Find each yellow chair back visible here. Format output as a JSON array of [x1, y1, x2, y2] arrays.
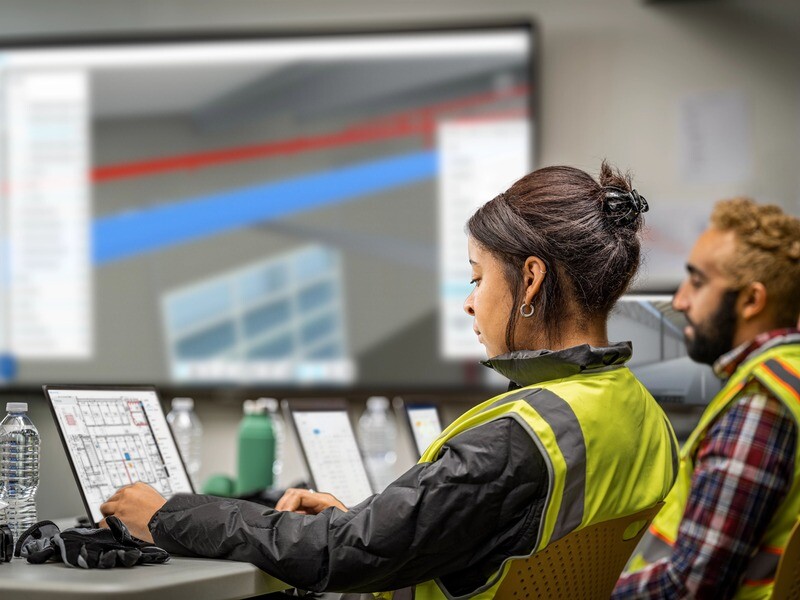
[[495, 503, 663, 600]]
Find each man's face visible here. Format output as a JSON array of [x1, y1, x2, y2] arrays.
[[672, 227, 741, 366]]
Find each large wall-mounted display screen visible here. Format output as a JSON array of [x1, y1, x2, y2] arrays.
[[0, 24, 535, 387]]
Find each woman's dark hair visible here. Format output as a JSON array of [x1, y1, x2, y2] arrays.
[[466, 161, 645, 351]]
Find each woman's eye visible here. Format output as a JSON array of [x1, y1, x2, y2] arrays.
[[470, 278, 480, 286]]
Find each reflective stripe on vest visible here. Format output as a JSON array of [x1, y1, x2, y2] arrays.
[[492, 388, 586, 542], [412, 366, 677, 600], [629, 343, 800, 599], [741, 547, 782, 584], [758, 358, 800, 404], [636, 525, 673, 564]]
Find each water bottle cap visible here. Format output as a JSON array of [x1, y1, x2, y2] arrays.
[[243, 399, 256, 415], [366, 396, 389, 411], [255, 397, 279, 413], [171, 397, 194, 410], [6, 402, 27, 412]]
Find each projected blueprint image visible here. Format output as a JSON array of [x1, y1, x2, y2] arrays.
[[0, 28, 534, 386], [48, 387, 193, 523]]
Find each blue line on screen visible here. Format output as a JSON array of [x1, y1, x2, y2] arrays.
[[93, 150, 437, 265]]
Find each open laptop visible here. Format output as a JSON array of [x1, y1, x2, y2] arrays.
[[284, 398, 374, 507], [400, 401, 444, 459], [44, 385, 195, 526]]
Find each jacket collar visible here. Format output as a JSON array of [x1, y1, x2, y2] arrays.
[[481, 341, 633, 388], [713, 329, 800, 380]]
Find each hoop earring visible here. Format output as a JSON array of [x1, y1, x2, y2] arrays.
[[519, 303, 535, 318]]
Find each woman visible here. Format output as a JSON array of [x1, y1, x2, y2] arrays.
[[101, 163, 678, 599]]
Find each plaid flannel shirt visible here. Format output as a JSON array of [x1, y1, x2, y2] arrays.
[[612, 329, 799, 599]]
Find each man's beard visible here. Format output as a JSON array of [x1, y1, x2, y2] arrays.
[[684, 290, 739, 366]]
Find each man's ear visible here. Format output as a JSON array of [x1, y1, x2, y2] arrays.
[[522, 256, 547, 304], [738, 282, 768, 321]]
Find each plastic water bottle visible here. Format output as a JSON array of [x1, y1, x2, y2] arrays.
[[256, 398, 285, 488], [237, 399, 275, 496], [357, 396, 397, 492], [166, 397, 203, 488], [0, 402, 40, 540]]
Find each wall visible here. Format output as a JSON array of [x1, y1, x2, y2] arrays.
[[2, 0, 799, 213], [1, 0, 797, 519]]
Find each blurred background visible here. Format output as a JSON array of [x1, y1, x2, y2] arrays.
[[0, 0, 797, 518]]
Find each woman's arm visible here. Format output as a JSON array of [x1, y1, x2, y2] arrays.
[[150, 417, 547, 593]]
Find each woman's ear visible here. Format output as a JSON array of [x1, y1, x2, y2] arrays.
[[738, 281, 768, 321], [522, 256, 547, 304]]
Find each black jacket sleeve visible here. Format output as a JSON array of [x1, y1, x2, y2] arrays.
[[149, 416, 547, 594]]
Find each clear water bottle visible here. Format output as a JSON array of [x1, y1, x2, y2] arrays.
[[256, 398, 285, 487], [166, 397, 203, 488], [0, 402, 40, 540], [357, 396, 397, 492]]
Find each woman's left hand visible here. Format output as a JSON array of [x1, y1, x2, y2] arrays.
[[275, 488, 347, 514], [99, 482, 167, 543]]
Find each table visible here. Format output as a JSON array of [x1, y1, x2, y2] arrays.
[[0, 555, 289, 599]]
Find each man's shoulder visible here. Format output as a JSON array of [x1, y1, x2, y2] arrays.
[[713, 380, 796, 439], [726, 339, 800, 404], [731, 379, 790, 413]]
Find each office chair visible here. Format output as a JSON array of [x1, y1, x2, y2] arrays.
[[772, 518, 800, 600], [495, 503, 663, 599]]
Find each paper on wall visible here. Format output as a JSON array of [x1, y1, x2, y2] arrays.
[[679, 89, 752, 185]]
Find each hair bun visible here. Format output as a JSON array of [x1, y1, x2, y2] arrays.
[[603, 187, 649, 226]]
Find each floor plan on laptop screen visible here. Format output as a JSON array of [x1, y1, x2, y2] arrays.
[[48, 387, 193, 523]]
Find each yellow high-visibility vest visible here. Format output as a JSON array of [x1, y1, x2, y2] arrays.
[[408, 364, 678, 600], [628, 343, 800, 600]]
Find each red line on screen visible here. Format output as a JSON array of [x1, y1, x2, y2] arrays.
[[92, 84, 529, 183]]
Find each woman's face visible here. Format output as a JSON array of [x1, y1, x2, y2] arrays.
[[463, 238, 515, 358]]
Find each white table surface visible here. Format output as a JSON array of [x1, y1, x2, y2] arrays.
[[0, 554, 289, 599]]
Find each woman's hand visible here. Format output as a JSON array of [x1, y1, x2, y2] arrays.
[[275, 488, 347, 515], [99, 482, 167, 543]]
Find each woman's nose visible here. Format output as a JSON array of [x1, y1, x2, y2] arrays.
[[463, 291, 475, 316]]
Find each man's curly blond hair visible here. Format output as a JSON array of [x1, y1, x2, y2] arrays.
[[711, 198, 800, 325]]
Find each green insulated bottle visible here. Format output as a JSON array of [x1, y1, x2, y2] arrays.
[[236, 399, 275, 495]]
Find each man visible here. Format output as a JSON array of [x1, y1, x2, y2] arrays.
[[614, 198, 800, 599]]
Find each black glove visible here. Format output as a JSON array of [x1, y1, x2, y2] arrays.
[[16, 517, 169, 568], [0, 523, 12, 563], [14, 520, 60, 563], [103, 515, 170, 566]]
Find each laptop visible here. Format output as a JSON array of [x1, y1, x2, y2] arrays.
[[44, 385, 195, 526], [284, 398, 374, 507], [400, 401, 444, 459]]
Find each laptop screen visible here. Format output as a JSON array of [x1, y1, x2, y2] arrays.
[[45, 385, 194, 525], [287, 400, 374, 507]]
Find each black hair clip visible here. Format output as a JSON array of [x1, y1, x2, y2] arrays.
[[603, 187, 649, 226]]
